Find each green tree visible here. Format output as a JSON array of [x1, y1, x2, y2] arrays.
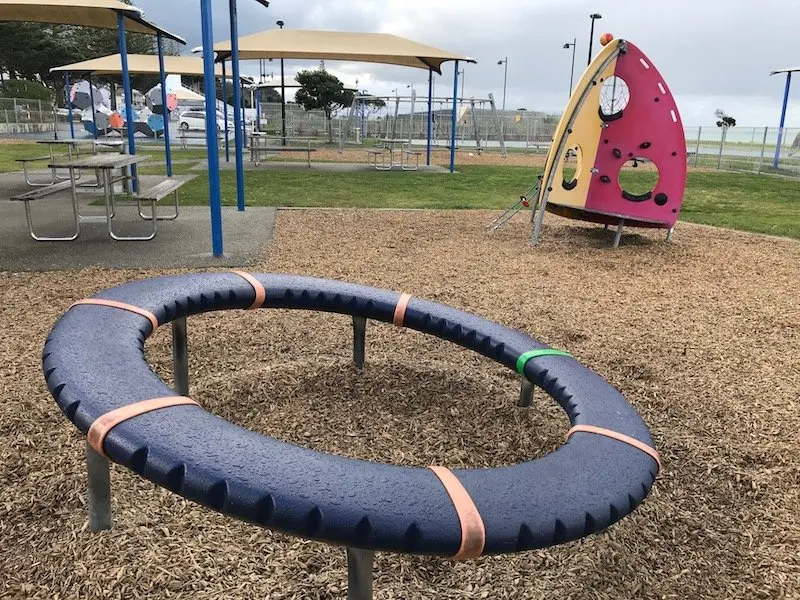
[[714, 109, 736, 129], [295, 69, 354, 142], [0, 23, 74, 82], [360, 92, 386, 118], [0, 79, 54, 103], [0, 0, 173, 95], [260, 87, 283, 104]]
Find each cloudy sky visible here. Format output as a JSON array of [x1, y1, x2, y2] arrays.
[[135, 0, 800, 127]]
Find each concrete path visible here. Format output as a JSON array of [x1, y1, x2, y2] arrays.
[[0, 172, 275, 272]]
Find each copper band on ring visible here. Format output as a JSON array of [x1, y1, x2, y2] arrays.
[[70, 299, 159, 334], [567, 425, 662, 473], [393, 293, 412, 327], [428, 466, 486, 560], [87, 396, 199, 458], [232, 271, 266, 309]]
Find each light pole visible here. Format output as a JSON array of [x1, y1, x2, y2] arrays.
[[563, 39, 576, 98], [497, 57, 508, 110], [276, 19, 287, 145], [588, 13, 602, 65]]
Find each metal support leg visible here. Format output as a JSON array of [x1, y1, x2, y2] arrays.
[[518, 375, 534, 408], [172, 317, 189, 396], [352, 316, 366, 369], [346, 548, 374, 600], [86, 442, 111, 531], [613, 219, 624, 249], [666, 227, 674, 242], [531, 197, 548, 246]]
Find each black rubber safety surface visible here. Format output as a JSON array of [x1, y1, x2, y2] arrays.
[[43, 273, 659, 557]]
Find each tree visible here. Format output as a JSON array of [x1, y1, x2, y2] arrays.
[[260, 87, 283, 104], [0, 79, 54, 103], [0, 0, 170, 93], [295, 69, 354, 142], [714, 109, 736, 128], [360, 92, 386, 116]]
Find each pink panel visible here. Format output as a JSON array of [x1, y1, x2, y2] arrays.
[[166, 93, 178, 112], [585, 42, 687, 227]]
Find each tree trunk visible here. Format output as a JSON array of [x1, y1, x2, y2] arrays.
[[327, 116, 334, 143]]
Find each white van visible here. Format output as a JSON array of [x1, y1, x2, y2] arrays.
[[179, 110, 223, 132]]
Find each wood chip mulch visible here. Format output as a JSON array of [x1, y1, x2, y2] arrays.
[[1, 210, 798, 599]]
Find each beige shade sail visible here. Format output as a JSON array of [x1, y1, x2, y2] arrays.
[[0, 0, 185, 42], [214, 29, 475, 74], [52, 54, 224, 77], [170, 86, 205, 102]]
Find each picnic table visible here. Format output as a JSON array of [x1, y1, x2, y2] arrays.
[[250, 133, 318, 168], [16, 139, 126, 188], [40, 153, 152, 241], [369, 138, 421, 171]]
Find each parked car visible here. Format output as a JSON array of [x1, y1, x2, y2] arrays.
[[179, 110, 223, 132]]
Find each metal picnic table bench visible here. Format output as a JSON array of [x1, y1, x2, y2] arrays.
[[250, 134, 318, 168], [368, 138, 421, 171], [10, 153, 183, 242], [15, 139, 125, 188]]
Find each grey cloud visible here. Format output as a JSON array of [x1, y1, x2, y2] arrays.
[[134, 0, 799, 125]]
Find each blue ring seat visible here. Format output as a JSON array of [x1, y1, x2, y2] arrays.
[[43, 273, 658, 557]]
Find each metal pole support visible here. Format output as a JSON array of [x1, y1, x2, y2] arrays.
[[172, 317, 189, 396], [352, 316, 366, 369], [613, 219, 624, 249], [86, 442, 112, 531], [346, 548, 374, 600], [518, 375, 534, 408]]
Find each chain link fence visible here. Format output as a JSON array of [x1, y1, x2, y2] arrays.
[[1, 97, 53, 125], [7, 95, 800, 176], [685, 125, 800, 175]]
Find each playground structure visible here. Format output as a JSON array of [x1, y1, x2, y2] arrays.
[[339, 92, 507, 157], [44, 272, 660, 599], [532, 37, 687, 247], [68, 78, 171, 139], [491, 37, 687, 248]]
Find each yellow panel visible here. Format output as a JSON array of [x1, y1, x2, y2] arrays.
[[540, 41, 621, 209]]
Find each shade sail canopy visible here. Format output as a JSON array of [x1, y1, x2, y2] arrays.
[[771, 67, 800, 75], [171, 86, 205, 102], [0, 0, 185, 43], [214, 28, 475, 73], [52, 54, 223, 77]]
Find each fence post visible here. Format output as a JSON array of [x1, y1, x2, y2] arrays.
[[757, 126, 769, 174], [694, 126, 701, 167]]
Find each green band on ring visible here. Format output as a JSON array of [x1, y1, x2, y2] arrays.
[[515, 349, 572, 375]]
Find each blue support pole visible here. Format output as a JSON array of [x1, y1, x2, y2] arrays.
[[222, 61, 230, 162], [200, 0, 224, 256], [449, 61, 459, 173], [87, 74, 98, 139], [65, 72, 75, 139], [157, 33, 173, 177], [117, 12, 137, 192], [426, 68, 433, 166], [773, 72, 792, 170], [229, 0, 246, 212]]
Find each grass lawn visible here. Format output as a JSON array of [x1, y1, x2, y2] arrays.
[[2, 142, 799, 239]]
